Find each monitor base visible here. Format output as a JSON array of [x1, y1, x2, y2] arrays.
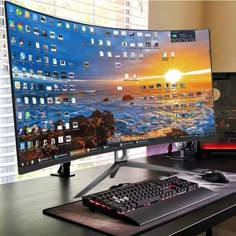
[[74, 150, 199, 198], [51, 162, 75, 178], [167, 150, 196, 161]]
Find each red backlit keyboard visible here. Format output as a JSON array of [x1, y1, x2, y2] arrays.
[[82, 176, 217, 225]]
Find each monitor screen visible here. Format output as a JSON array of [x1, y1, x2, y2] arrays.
[[5, 2, 216, 174]]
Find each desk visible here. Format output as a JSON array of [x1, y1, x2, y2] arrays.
[[1, 154, 236, 236]]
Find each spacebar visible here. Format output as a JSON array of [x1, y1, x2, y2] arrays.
[[124, 187, 217, 226]]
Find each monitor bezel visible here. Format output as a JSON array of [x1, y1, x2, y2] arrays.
[[5, 1, 216, 174]]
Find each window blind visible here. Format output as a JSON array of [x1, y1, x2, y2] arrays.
[[0, 0, 148, 183]]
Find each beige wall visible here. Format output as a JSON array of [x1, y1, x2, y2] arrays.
[[204, 1, 236, 72], [149, 1, 236, 72], [149, 1, 204, 30]]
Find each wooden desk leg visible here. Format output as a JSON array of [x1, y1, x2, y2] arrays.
[[206, 228, 212, 236]]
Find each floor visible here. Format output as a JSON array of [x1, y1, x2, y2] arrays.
[[214, 216, 236, 235], [198, 216, 236, 236]]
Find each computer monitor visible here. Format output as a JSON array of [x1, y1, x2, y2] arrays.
[[5, 1, 216, 175]]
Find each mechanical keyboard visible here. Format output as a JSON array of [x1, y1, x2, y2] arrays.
[[82, 176, 217, 226]]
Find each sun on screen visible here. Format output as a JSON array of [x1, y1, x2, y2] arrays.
[[164, 69, 182, 84]]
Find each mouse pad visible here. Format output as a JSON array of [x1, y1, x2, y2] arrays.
[[43, 173, 236, 236]]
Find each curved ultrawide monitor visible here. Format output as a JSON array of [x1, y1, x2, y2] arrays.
[[5, 2, 216, 174]]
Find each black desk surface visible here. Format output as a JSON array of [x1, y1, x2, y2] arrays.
[[1, 154, 236, 236]]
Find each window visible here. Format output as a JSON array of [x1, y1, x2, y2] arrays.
[[0, 0, 148, 183]]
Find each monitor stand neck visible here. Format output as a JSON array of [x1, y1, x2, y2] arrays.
[[74, 150, 199, 198], [51, 162, 75, 177], [168, 142, 198, 161], [169, 149, 186, 160]]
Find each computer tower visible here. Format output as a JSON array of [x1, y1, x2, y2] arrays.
[[200, 72, 236, 154]]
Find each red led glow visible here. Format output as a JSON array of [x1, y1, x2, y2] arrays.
[[201, 143, 236, 150]]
